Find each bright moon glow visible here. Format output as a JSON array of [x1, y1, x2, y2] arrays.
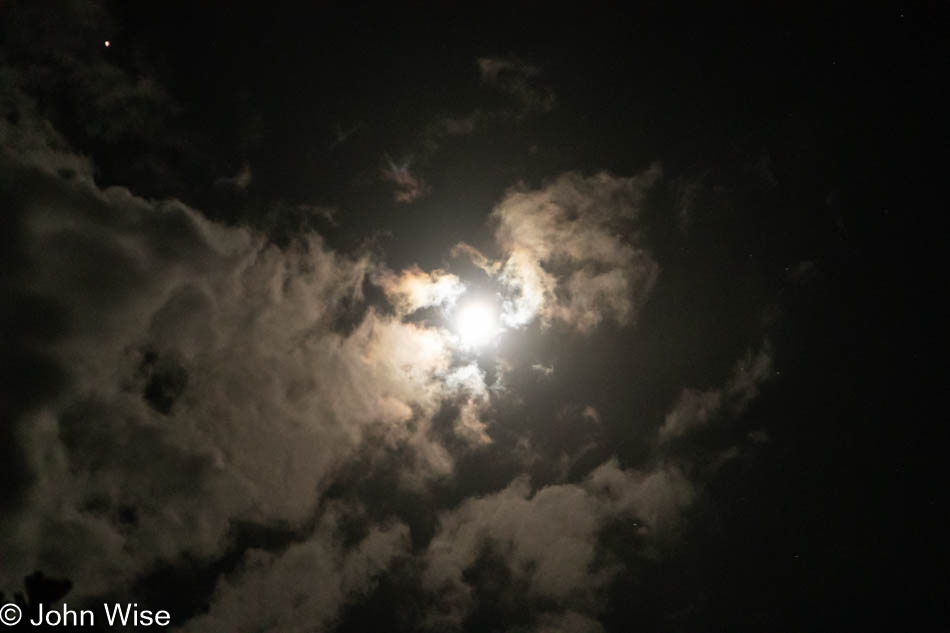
[[455, 301, 498, 349]]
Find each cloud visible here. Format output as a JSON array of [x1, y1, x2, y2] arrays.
[[532, 610, 605, 633], [415, 344, 774, 630], [673, 174, 704, 232], [0, 108, 489, 603], [785, 259, 819, 285], [461, 166, 662, 332], [374, 266, 466, 316], [746, 151, 778, 187], [408, 113, 484, 165], [442, 363, 494, 445], [422, 458, 693, 629], [581, 405, 600, 424], [0, 70, 95, 185], [477, 57, 556, 114], [381, 157, 429, 203], [378, 57, 555, 203], [331, 120, 365, 149], [659, 343, 773, 442], [531, 363, 555, 376], [421, 113, 481, 150], [182, 507, 410, 633], [214, 164, 252, 190], [450, 242, 500, 276], [728, 344, 774, 407]]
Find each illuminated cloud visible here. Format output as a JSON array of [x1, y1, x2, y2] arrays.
[[0, 130, 479, 598], [422, 458, 693, 629], [374, 266, 466, 315], [457, 166, 663, 333], [442, 363, 493, 445], [531, 363, 554, 376], [181, 507, 410, 633]]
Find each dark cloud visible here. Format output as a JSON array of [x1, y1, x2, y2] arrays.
[[785, 259, 819, 285], [477, 56, 556, 114], [331, 121, 365, 150], [0, 1, 200, 197], [659, 343, 773, 442], [379, 56, 556, 202], [420, 113, 482, 153], [214, 164, 252, 191]]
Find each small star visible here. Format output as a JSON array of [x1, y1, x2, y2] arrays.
[[104, 40, 111, 47]]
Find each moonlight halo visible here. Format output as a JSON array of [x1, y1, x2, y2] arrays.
[[454, 298, 499, 349]]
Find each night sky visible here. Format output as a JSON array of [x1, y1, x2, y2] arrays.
[[1, 2, 945, 632]]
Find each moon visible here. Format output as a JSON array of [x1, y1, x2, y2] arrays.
[[455, 300, 498, 349]]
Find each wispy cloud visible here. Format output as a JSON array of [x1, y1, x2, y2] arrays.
[[477, 56, 556, 114], [456, 166, 663, 332], [381, 156, 430, 203], [379, 56, 556, 201], [330, 120, 365, 149], [659, 343, 773, 442], [214, 163, 252, 190]]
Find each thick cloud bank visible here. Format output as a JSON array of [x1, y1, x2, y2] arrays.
[[0, 85, 488, 600]]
